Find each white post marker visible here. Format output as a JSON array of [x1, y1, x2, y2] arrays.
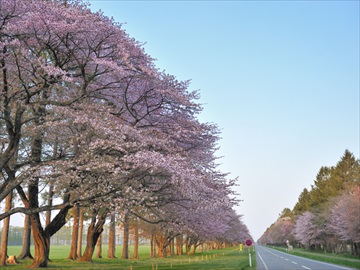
[[245, 239, 253, 267]]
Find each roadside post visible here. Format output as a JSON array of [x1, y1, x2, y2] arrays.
[[245, 238, 253, 267]]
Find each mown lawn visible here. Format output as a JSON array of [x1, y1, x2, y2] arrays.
[[6, 245, 256, 269], [270, 246, 360, 269]]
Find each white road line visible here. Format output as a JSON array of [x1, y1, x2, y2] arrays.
[[288, 251, 353, 270], [257, 252, 269, 270], [259, 245, 355, 270], [292, 261, 298, 264]]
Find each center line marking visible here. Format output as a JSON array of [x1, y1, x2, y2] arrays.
[[302, 266, 311, 270]]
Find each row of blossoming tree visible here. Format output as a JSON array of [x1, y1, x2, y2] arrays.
[[0, 0, 251, 268], [258, 150, 360, 256]]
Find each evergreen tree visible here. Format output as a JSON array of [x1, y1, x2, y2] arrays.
[[293, 188, 310, 215]]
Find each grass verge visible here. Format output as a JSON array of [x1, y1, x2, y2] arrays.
[[5, 245, 256, 269]]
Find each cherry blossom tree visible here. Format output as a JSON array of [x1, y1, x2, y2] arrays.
[[330, 186, 360, 255], [294, 211, 331, 251], [0, 1, 249, 268], [294, 211, 316, 247], [0, 0, 155, 267], [258, 216, 295, 246]]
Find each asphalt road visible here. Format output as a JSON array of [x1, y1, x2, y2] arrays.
[[256, 244, 356, 270]]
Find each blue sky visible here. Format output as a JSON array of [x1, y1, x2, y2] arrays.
[[88, 0, 359, 240]]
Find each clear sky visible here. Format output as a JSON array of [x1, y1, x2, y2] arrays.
[[88, 0, 359, 241]]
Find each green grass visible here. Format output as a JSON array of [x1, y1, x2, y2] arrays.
[[5, 245, 256, 269], [269, 246, 360, 269]]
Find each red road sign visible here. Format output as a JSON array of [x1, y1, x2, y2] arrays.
[[245, 239, 253, 247]]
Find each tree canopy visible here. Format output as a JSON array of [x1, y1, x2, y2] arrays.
[[0, 0, 250, 267]]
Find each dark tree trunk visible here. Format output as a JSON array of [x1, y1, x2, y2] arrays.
[[79, 209, 107, 262], [18, 214, 33, 259], [28, 126, 49, 268], [27, 131, 71, 268], [68, 204, 79, 260], [29, 201, 71, 268], [121, 211, 130, 259], [107, 213, 116, 258], [28, 135, 51, 270], [46, 141, 57, 225], [170, 238, 175, 256], [0, 190, 13, 266], [46, 180, 54, 226], [44, 140, 57, 260], [353, 242, 360, 256], [0, 62, 24, 201], [343, 241, 348, 254]]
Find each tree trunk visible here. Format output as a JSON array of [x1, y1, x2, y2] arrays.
[[0, 190, 13, 266], [46, 180, 54, 226], [150, 231, 155, 258], [343, 242, 348, 254], [79, 222, 96, 261], [17, 110, 70, 267], [352, 242, 359, 256], [155, 236, 166, 258], [176, 235, 183, 255], [107, 213, 116, 258], [68, 204, 79, 260], [95, 235, 102, 258], [29, 186, 71, 268], [30, 220, 50, 268], [27, 125, 49, 268], [191, 243, 197, 255], [77, 208, 84, 258], [121, 211, 130, 259], [46, 141, 57, 225], [170, 238, 175, 256], [28, 163, 51, 269], [185, 237, 190, 255], [133, 218, 139, 259], [79, 209, 107, 262], [18, 214, 33, 259]]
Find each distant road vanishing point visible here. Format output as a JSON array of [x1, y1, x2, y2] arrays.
[[256, 245, 357, 270]]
